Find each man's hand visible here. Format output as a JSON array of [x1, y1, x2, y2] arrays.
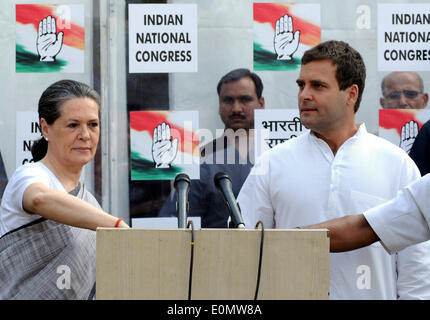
[[37, 16, 64, 62], [274, 14, 300, 60], [301, 214, 380, 252], [152, 122, 178, 168], [399, 120, 418, 154]]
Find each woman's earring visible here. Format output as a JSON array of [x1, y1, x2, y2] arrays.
[[44, 136, 49, 142]]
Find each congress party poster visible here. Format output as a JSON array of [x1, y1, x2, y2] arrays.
[[16, 4, 85, 73], [130, 111, 200, 180], [253, 3, 321, 71], [379, 109, 430, 154]]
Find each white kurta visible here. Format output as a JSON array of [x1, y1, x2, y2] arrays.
[[238, 124, 430, 299], [365, 173, 430, 254]]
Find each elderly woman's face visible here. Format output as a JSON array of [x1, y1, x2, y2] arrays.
[[43, 97, 100, 168]]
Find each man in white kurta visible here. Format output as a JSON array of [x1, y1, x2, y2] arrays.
[[239, 125, 430, 299], [301, 175, 430, 268], [238, 40, 430, 299], [364, 173, 430, 255]]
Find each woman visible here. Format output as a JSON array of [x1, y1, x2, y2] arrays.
[[0, 79, 128, 299]]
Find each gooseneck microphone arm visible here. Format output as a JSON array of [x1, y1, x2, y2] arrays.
[[214, 172, 245, 229], [174, 173, 191, 228]]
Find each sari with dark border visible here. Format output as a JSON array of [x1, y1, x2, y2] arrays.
[[0, 182, 99, 299]]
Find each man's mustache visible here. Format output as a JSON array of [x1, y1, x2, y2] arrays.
[[229, 113, 246, 120]]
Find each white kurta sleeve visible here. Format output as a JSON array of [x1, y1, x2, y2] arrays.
[[237, 152, 275, 229], [364, 174, 430, 299], [364, 174, 430, 254], [394, 165, 430, 299]]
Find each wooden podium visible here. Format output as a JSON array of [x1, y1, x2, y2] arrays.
[[96, 228, 329, 300]]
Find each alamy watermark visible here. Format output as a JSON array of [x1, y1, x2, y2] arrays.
[[153, 122, 271, 175], [56, 265, 71, 290], [356, 265, 371, 290]]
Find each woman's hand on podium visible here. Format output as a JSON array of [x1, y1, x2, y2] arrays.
[[117, 220, 130, 228]]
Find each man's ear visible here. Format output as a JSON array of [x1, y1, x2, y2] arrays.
[[380, 97, 386, 108], [258, 97, 265, 109], [422, 93, 429, 108], [346, 84, 359, 109]]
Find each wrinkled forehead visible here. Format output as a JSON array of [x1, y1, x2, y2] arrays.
[[384, 73, 421, 92], [58, 97, 100, 120]]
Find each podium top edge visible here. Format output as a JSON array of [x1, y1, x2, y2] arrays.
[[96, 228, 329, 232]]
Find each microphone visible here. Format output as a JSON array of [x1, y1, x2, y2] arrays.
[[214, 172, 245, 229], [174, 173, 190, 228]]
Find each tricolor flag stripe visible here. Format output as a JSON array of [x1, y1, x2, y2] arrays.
[[130, 111, 200, 180], [379, 109, 425, 135], [130, 111, 199, 156], [16, 4, 85, 50], [253, 3, 321, 71], [15, 4, 84, 73], [253, 3, 320, 47]]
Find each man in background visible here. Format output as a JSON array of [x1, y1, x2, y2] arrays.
[[159, 68, 264, 227], [380, 72, 429, 154], [380, 72, 428, 109]]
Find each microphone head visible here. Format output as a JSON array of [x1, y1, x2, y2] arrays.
[[174, 173, 190, 189], [214, 171, 231, 189]]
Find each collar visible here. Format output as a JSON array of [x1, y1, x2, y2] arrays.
[[308, 123, 367, 159], [309, 123, 367, 141]]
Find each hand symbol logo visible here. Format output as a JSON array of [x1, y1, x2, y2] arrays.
[[152, 122, 179, 168], [37, 16, 64, 62], [399, 120, 418, 154], [274, 15, 300, 60]]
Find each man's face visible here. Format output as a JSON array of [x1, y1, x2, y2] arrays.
[[381, 72, 428, 109], [296, 60, 355, 135], [219, 77, 265, 131]]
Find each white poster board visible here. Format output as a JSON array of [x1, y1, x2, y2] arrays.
[[378, 3, 430, 71], [254, 109, 309, 159], [16, 111, 40, 168], [131, 216, 201, 229], [128, 4, 198, 73]]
